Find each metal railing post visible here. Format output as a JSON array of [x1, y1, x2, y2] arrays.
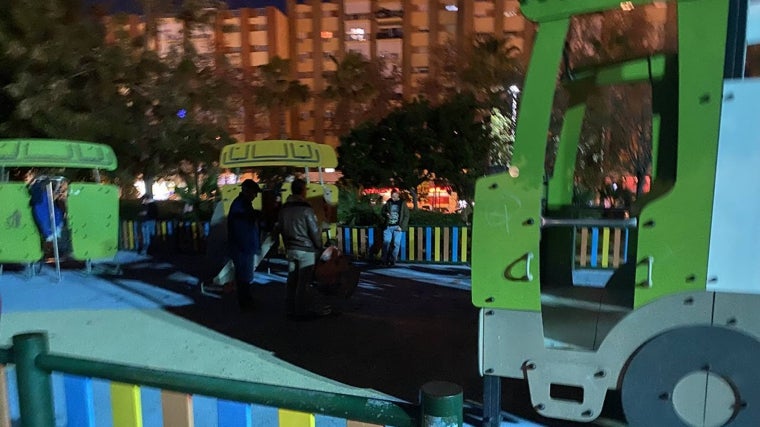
[[14, 332, 55, 427], [420, 381, 462, 427]]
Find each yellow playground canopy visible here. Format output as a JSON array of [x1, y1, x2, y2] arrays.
[[219, 140, 338, 169]]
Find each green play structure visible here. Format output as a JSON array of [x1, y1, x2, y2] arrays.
[[0, 139, 119, 280], [472, 1, 760, 425]]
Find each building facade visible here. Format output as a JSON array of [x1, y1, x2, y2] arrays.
[[106, 0, 534, 146]]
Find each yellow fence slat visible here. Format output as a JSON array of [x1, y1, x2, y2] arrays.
[[111, 382, 142, 427], [161, 390, 193, 427], [601, 227, 610, 268], [351, 228, 359, 256], [434, 227, 441, 262], [0, 366, 9, 427], [461, 227, 468, 263], [127, 221, 135, 250], [278, 409, 315, 427], [613, 228, 622, 268]]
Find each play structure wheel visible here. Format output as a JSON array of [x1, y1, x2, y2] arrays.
[[621, 326, 760, 427]]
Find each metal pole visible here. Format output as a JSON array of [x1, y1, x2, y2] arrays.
[[482, 375, 501, 427], [46, 181, 61, 282], [420, 381, 462, 427], [14, 332, 55, 427]]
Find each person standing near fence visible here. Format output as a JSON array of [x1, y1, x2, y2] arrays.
[[381, 188, 409, 266], [137, 195, 158, 255], [227, 179, 263, 311], [273, 178, 332, 319]]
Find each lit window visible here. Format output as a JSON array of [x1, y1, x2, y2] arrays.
[[348, 27, 366, 41], [321, 31, 333, 39]]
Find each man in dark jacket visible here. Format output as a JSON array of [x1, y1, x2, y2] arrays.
[[227, 179, 262, 311], [273, 178, 332, 319], [380, 188, 410, 266]]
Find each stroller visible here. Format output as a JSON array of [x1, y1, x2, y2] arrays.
[[314, 239, 360, 298]]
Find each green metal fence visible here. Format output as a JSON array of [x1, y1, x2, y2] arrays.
[[1, 332, 463, 427]]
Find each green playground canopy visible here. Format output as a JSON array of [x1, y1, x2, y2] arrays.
[[0, 139, 117, 171]]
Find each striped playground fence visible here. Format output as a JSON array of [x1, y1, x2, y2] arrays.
[[570, 222, 634, 287], [119, 220, 630, 271], [119, 221, 472, 265], [119, 220, 211, 254], [337, 226, 470, 264], [574, 225, 630, 270], [1, 332, 463, 427]]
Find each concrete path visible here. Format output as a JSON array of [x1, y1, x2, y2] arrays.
[[0, 252, 556, 426]]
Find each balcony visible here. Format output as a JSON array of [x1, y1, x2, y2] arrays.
[[375, 27, 403, 39], [375, 8, 403, 20]]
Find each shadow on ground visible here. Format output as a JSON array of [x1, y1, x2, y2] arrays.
[[112, 252, 623, 426]]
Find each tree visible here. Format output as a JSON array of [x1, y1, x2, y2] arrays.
[[460, 35, 524, 107], [338, 99, 434, 207], [0, 0, 236, 199], [0, 0, 111, 138], [562, 5, 667, 199], [338, 95, 494, 207], [322, 51, 397, 136], [250, 56, 310, 139], [423, 94, 493, 203], [417, 40, 461, 105]]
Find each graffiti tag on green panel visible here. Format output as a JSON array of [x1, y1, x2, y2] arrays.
[[0, 183, 43, 263], [67, 184, 119, 260]]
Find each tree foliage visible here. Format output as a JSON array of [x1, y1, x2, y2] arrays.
[[0, 0, 235, 195], [322, 51, 397, 136], [559, 5, 671, 198], [250, 56, 310, 138], [338, 94, 491, 204]]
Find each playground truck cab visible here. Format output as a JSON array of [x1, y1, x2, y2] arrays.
[[472, 1, 760, 425]]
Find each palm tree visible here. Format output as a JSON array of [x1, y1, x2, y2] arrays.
[[460, 35, 524, 106], [250, 56, 310, 139], [322, 51, 395, 136]]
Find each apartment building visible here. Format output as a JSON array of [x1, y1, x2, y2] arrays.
[[286, 0, 531, 147], [105, 0, 533, 146]]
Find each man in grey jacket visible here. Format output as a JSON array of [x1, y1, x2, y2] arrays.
[[273, 178, 332, 319]]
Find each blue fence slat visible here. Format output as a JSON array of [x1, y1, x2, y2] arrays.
[[140, 386, 163, 427], [590, 228, 599, 267], [452, 227, 459, 263], [342, 227, 352, 255], [218, 399, 252, 427], [400, 231, 407, 261], [251, 404, 278, 427], [63, 375, 96, 427], [425, 227, 432, 261], [315, 413, 347, 427], [132, 222, 140, 250]]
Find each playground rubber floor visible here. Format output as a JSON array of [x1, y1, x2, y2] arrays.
[[0, 252, 624, 426]]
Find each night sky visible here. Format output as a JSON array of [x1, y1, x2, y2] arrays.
[[86, 0, 287, 14]]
